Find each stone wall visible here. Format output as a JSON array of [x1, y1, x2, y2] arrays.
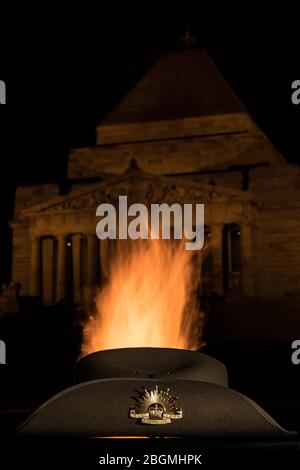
[[251, 165, 300, 299], [12, 184, 59, 295], [14, 184, 59, 219], [11, 159, 300, 303], [254, 204, 300, 300], [11, 224, 31, 295], [68, 132, 280, 180]]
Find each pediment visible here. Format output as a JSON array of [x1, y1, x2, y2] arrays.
[[23, 165, 249, 216]]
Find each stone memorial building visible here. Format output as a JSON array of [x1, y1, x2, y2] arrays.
[[10, 50, 300, 325]]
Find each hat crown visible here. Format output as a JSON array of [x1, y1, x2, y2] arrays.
[[75, 347, 228, 387]]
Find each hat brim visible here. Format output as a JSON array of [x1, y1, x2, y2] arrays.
[[17, 378, 296, 438]]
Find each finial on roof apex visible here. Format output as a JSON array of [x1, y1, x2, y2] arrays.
[[123, 158, 144, 175], [180, 30, 195, 49], [128, 158, 139, 170]]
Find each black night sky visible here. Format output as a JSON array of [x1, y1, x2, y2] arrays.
[[0, 3, 299, 283]]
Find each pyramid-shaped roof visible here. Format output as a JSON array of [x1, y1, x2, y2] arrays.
[[96, 49, 252, 145], [103, 49, 244, 124], [69, 49, 284, 179]]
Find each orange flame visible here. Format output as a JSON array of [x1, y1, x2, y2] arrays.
[[81, 239, 204, 356]]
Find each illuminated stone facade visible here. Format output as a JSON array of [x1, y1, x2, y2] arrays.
[[10, 50, 300, 308]]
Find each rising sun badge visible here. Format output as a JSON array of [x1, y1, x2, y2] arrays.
[[130, 386, 183, 425]]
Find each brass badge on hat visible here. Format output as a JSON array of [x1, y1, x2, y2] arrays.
[[130, 386, 183, 425]]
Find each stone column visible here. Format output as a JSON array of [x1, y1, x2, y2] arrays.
[[72, 234, 82, 305], [99, 238, 110, 279], [30, 236, 41, 297], [196, 248, 203, 296], [42, 238, 55, 304], [240, 223, 254, 296], [56, 234, 67, 302], [210, 224, 224, 295], [87, 234, 98, 287]]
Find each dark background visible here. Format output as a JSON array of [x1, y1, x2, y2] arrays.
[[0, 3, 300, 285]]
